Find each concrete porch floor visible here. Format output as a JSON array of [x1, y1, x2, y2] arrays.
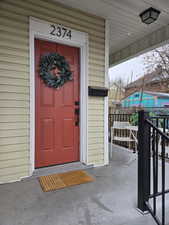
[[0, 145, 159, 225]]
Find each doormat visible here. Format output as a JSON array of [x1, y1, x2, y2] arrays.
[[39, 170, 94, 192]]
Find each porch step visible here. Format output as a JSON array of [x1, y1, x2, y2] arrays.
[[31, 162, 93, 178]]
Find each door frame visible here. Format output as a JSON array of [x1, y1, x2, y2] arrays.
[[29, 17, 88, 175]]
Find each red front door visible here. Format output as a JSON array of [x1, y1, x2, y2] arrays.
[[35, 39, 80, 168]]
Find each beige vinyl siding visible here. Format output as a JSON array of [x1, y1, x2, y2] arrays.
[[0, 0, 105, 183], [88, 97, 105, 165]]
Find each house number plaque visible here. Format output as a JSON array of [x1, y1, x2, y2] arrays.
[[50, 24, 72, 40]]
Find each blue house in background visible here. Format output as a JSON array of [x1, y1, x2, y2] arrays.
[[122, 91, 169, 108]]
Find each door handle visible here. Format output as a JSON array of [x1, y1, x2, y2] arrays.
[[75, 101, 80, 106], [75, 108, 80, 115], [75, 108, 80, 126]]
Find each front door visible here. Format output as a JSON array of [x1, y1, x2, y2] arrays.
[[35, 39, 80, 168]]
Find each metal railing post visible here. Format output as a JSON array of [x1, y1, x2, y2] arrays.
[[137, 110, 151, 213]]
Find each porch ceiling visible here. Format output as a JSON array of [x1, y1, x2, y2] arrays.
[[53, 0, 169, 66]]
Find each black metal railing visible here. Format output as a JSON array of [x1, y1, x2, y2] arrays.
[[137, 111, 169, 225]]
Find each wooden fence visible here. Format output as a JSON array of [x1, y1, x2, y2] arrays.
[[109, 113, 135, 149]]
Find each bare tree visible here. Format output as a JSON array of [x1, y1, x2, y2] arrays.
[[143, 44, 169, 82], [110, 77, 126, 90], [138, 44, 169, 104]]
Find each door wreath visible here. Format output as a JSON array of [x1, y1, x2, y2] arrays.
[[39, 53, 73, 88]]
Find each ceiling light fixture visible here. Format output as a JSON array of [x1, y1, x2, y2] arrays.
[[139, 7, 161, 25]]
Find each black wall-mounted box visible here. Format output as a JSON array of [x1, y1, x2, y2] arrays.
[[88, 86, 108, 97]]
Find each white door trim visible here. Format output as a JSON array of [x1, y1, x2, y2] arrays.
[[29, 17, 88, 175]]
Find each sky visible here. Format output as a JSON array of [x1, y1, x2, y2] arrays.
[[109, 54, 146, 85]]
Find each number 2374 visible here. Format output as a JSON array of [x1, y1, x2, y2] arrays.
[[50, 25, 72, 39]]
